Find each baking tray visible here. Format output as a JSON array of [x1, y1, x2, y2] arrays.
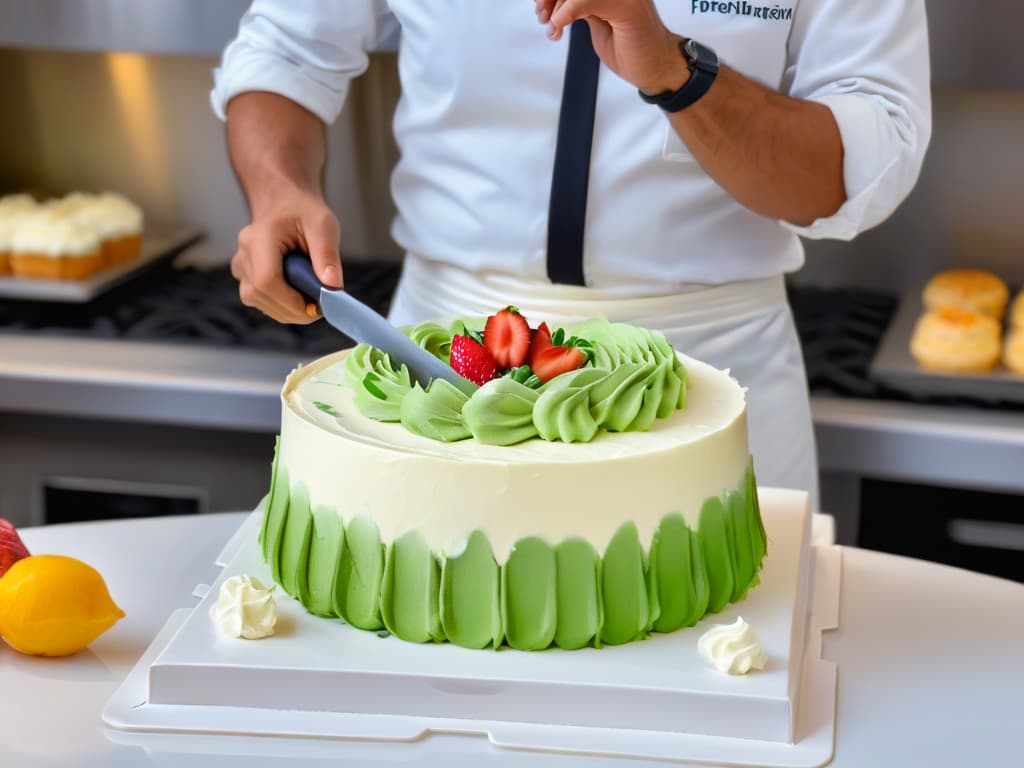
[[870, 291, 1024, 404], [0, 225, 202, 303], [103, 488, 840, 767]]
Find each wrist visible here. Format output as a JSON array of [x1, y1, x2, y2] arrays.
[[249, 179, 324, 219], [638, 32, 690, 96]]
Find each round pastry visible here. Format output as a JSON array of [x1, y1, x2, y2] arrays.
[[9, 209, 103, 280], [910, 307, 1002, 373], [1004, 330, 1024, 375], [922, 269, 1009, 318], [1008, 292, 1024, 331]]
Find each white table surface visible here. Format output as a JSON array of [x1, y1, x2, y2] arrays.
[[3, 512, 1021, 768]]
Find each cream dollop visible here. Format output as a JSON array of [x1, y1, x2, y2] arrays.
[[210, 575, 277, 639], [697, 616, 766, 675]]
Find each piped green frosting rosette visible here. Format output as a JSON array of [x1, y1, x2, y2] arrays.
[[340, 318, 688, 445], [259, 318, 768, 650]]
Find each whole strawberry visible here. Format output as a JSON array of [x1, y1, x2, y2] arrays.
[[450, 334, 498, 385], [0, 518, 31, 579]]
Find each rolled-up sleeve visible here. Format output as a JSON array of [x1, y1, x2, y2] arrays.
[[782, 0, 931, 240], [211, 0, 398, 125]]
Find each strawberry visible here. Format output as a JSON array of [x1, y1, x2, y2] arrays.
[[483, 306, 532, 369], [0, 518, 30, 579], [527, 321, 553, 364], [530, 346, 587, 384], [450, 334, 498, 385]]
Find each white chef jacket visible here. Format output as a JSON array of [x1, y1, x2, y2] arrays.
[[211, 0, 931, 292], [210, 0, 932, 507]]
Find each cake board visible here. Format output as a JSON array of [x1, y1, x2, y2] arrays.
[[103, 488, 841, 767]]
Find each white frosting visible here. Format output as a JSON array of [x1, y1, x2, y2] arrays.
[[697, 617, 767, 675], [209, 575, 277, 640], [279, 349, 751, 564], [10, 209, 101, 257], [75, 192, 143, 239], [0, 201, 39, 251]]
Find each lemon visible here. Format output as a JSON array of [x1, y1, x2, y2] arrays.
[[0, 554, 125, 657]]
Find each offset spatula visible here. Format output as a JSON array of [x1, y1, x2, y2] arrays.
[[282, 251, 476, 395]]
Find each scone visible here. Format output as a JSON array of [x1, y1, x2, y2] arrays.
[[9, 209, 103, 280], [1009, 292, 1024, 331], [910, 307, 1002, 373], [0, 194, 38, 275], [923, 269, 1009, 318], [1005, 330, 1024, 375]]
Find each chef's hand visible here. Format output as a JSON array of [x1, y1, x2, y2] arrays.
[[231, 190, 342, 325], [536, 0, 688, 96], [226, 91, 341, 324]]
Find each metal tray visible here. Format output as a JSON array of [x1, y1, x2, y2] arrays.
[[870, 291, 1024, 404], [0, 225, 202, 303]]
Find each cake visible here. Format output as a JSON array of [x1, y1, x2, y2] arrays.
[[9, 207, 104, 280], [922, 268, 1009, 319], [0, 194, 38, 276], [1004, 330, 1024, 375], [259, 311, 766, 650]]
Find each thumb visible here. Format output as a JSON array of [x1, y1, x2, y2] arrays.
[[305, 210, 343, 289]]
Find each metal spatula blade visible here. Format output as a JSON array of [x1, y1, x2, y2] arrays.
[[282, 251, 476, 395]]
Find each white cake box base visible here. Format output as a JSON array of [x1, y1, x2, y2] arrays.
[[104, 488, 840, 767]]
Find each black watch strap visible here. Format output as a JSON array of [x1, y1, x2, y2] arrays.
[[639, 39, 719, 113]]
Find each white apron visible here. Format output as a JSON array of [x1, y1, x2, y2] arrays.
[[389, 254, 819, 510]]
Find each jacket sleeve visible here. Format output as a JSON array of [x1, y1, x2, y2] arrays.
[[210, 0, 398, 124], [782, 0, 932, 240]]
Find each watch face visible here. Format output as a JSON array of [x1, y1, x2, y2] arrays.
[[685, 39, 719, 74]]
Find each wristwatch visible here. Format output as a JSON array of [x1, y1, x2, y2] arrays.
[[639, 38, 719, 113]]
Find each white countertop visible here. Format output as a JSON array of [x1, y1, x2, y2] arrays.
[[3, 512, 1022, 767]]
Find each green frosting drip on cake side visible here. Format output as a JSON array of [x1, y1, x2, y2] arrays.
[[260, 446, 767, 651], [342, 318, 688, 445]]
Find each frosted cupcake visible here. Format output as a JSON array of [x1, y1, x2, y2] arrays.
[[10, 208, 103, 280], [0, 195, 39, 275], [73, 193, 144, 267]]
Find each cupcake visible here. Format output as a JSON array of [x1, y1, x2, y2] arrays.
[[922, 269, 1010, 319], [910, 307, 1002, 373], [9, 208, 103, 280], [0, 195, 39, 276], [73, 192, 144, 267]]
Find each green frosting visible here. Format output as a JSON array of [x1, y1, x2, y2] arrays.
[[334, 516, 385, 630], [501, 537, 557, 651], [261, 447, 767, 651], [381, 531, 443, 643], [342, 317, 688, 445]]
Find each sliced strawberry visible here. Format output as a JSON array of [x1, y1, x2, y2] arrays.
[[0, 518, 30, 579], [530, 346, 587, 384], [450, 334, 498, 385], [483, 306, 531, 369], [527, 321, 553, 366]]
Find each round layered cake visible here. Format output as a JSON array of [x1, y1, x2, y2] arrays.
[[260, 316, 766, 650]]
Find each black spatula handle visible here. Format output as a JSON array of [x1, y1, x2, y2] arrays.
[[282, 250, 323, 302]]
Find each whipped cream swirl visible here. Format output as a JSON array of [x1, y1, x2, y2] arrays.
[[697, 616, 766, 675], [210, 575, 277, 639]]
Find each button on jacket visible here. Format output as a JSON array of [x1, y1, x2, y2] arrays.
[[212, 0, 931, 293]]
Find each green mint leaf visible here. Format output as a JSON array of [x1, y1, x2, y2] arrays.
[[465, 327, 484, 345], [313, 401, 340, 416]]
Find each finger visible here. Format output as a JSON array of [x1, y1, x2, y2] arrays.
[[585, 16, 613, 54], [302, 209, 343, 289], [535, 0, 555, 24], [549, 0, 584, 32], [248, 239, 313, 324]]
